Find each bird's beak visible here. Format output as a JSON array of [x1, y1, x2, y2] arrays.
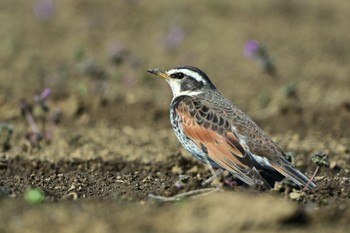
[[147, 68, 170, 79]]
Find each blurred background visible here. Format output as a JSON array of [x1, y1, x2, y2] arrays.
[[1, 0, 349, 109], [1, 0, 350, 199]]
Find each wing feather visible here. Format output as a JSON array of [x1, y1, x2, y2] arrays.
[[176, 102, 257, 186], [173, 95, 316, 189]]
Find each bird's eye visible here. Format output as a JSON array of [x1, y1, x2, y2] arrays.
[[171, 72, 185, 79]]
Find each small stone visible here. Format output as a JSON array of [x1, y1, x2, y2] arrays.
[[314, 176, 325, 181], [330, 160, 337, 169], [171, 165, 183, 174], [295, 160, 305, 167], [63, 192, 78, 200], [67, 184, 75, 192], [272, 182, 284, 191], [289, 191, 305, 200]]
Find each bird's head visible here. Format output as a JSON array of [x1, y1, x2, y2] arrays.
[[147, 66, 216, 98]]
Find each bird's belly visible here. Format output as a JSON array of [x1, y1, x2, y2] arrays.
[[170, 111, 213, 165], [173, 123, 206, 159]]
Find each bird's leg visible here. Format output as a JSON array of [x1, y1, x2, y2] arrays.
[[204, 157, 216, 176], [302, 166, 319, 191], [201, 155, 223, 186], [201, 169, 223, 186], [250, 167, 271, 189]]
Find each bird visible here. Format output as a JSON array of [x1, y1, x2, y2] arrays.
[[147, 66, 316, 190]]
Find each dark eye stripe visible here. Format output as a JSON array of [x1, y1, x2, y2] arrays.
[[171, 72, 184, 79]]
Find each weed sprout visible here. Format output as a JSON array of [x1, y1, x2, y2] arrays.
[[24, 187, 45, 204], [20, 88, 61, 146], [283, 82, 299, 100], [0, 123, 13, 151], [77, 59, 109, 98], [20, 99, 43, 144], [34, 88, 51, 112]]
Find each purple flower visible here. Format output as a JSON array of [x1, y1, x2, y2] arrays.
[[34, 88, 51, 102], [34, 88, 51, 112], [244, 40, 260, 58], [174, 181, 184, 189], [33, 0, 55, 22], [244, 39, 277, 77], [164, 26, 186, 50], [41, 88, 51, 99]]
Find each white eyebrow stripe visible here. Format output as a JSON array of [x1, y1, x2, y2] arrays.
[[167, 69, 206, 83]]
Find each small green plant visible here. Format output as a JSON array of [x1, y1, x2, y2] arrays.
[[77, 83, 89, 96], [24, 187, 45, 204], [77, 59, 109, 98], [311, 152, 330, 168], [285, 151, 296, 164], [283, 82, 298, 99], [74, 46, 85, 62], [258, 91, 271, 108]]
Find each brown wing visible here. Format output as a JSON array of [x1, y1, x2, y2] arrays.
[[176, 99, 257, 186], [209, 95, 284, 162], [205, 93, 316, 189]]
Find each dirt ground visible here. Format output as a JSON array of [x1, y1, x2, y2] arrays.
[[0, 1, 349, 233]]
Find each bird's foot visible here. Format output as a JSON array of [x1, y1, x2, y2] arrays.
[[248, 167, 272, 189], [201, 169, 223, 186]]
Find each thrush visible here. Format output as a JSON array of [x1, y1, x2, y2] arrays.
[[147, 66, 316, 190]]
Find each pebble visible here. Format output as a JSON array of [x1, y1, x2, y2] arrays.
[[289, 191, 305, 200], [171, 165, 183, 174]]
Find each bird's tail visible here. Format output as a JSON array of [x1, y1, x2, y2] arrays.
[[271, 161, 316, 190]]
